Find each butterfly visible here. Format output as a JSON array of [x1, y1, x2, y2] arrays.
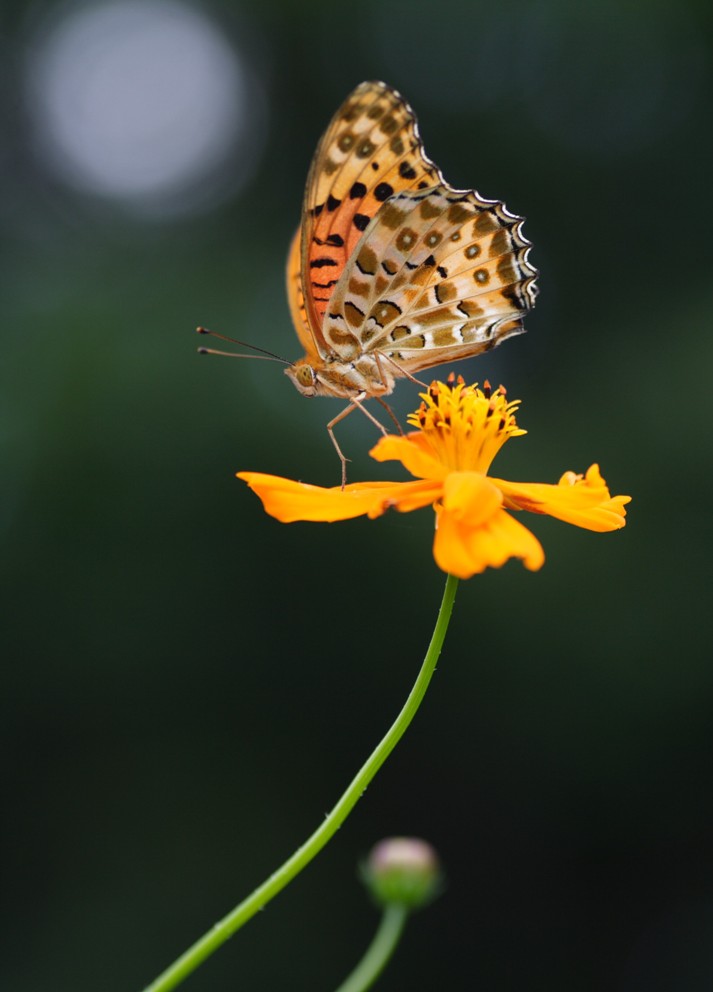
[[201, 81, 537, 483], [285, 80, 537, 390], [282, 82, 537, 469]]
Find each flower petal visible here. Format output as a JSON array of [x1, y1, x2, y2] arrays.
[[237, 473, 402, 522], [378, 478, 444, 514], [433, 503, 545, 578], [369, 432, 447, 480], [492, 464, 631, 532], [237, 473, 440, 522], [440, 471, 503, 526]]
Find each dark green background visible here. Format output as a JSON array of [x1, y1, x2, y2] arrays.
[[3, 1, 713, 989]]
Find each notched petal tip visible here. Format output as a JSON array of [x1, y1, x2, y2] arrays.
[[493, 464, 631, 533], [434, 503, 545, 578]]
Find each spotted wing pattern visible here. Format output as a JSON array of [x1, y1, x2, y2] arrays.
[[322, 186, 538, 373], [295, 81, 443, 346]]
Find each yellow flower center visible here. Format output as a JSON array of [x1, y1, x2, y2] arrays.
[[406, 377, 526, 474]]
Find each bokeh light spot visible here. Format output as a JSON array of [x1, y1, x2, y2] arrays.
[[26, 0, 264, 216]]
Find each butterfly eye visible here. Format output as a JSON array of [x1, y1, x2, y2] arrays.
[[295, 364, 316, 388]]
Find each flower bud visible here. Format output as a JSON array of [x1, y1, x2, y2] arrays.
[[362, 837, 442, 910]]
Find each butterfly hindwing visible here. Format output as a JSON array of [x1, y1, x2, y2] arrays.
[[322, 186, 538, 373]]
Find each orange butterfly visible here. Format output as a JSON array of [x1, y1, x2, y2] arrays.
[[202, 81, 538, 482]]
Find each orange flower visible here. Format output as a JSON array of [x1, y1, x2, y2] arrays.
[[238, 379, 630, 579]]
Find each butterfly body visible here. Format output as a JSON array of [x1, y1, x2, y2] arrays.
[[285, 354, 395, 400], [285, 81, 538, 404]]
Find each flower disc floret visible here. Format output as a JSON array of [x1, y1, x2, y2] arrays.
[[406, 379, 525, 474]]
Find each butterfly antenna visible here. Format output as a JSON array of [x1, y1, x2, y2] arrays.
[[196, 327, 290, 364]]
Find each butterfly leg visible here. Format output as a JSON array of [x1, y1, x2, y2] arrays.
[[328, 392, 395, 488], [352, 394, 394, 436], [375, 396, 404, 436], [375, 350, 427, 389], [327, 401, 358, 489]]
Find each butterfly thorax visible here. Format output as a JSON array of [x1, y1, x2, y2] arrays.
[[285, 355, 395, 400]]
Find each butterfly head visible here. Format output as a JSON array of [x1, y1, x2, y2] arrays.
[[285, 359, 320, 397]]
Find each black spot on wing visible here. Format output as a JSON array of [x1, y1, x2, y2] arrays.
[[313, 233, 345, 247], [353, 213, 371, 231], [349, 181, 367, 199], [374, 182, 394, 201]]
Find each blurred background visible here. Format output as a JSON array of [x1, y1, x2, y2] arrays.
[[2, 1, 712, 989]]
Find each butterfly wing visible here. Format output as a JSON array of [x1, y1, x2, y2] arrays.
[[322, 185, 538, 374], [297, 81, 444, 351], [286, 227, 317, 358]]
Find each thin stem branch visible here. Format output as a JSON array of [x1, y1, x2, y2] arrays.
[[333, 903, 409, 992], [142, 573, 459, 992]]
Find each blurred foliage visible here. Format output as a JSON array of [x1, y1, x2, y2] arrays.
[[2, 1, 713, 990]]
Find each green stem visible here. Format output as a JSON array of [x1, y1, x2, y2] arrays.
[[333, 903, 409, 992], [142, 573, 459, 992]]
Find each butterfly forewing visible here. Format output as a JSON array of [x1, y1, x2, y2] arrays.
[[286, 228, 315, 357], [322, 186, 537, 373], [299, 81, 443, 335]]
